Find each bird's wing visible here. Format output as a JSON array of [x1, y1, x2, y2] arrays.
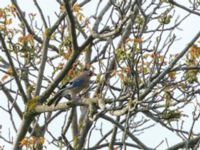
[[65, 78, 85, 89]]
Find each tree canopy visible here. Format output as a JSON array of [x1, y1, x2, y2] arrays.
[[0, 0, 200, 150]]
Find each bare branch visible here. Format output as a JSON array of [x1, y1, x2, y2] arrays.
[[168, 0, 200, 16], [0, 33, 27, 103]]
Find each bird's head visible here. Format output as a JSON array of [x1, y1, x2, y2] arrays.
[[85, 70, 96, 77]]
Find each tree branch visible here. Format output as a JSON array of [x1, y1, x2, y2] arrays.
[[33, 0, 48, 28], [11, 0, 60, 52], [34, 34, 50, 95], [140, 31, 200, 100], [0, 83, 23, 119], [166, 136, 200, 150], [168, 0, 200, 16], [0, 33, 27, 103], [100, 114, 153, 150], [63, 0, 78, 52]]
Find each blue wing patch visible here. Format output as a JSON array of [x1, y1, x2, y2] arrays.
[[66, 79, 84, 89]]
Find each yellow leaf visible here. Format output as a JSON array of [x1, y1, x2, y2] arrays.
[[5, 18, 12, 25], [189, 45, 200, 59], [27, 96, 40, 111], [78, 14, 84, 21], [63, 48, 72, 59], [0, 25, 5, 30], [73, 3, 81, 13], [168, 71, 176, 80], [7, 67, 13, 75], [43, 28, 49, 37]]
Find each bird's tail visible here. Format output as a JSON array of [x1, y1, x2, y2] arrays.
[[47, 90, 63, 106], [47, 89, 71, 106]]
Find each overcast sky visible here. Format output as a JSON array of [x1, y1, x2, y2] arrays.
[[1, 0, 200, 149]]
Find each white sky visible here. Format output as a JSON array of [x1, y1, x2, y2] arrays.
[[1, 0, 200, 149]]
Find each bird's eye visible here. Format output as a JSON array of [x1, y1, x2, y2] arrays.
[[69, 82, 73, 85], [89, 71, 93, 76]]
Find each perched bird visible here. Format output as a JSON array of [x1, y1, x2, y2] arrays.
[[47, 70, 95, 106]]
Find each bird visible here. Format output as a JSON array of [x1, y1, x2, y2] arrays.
[[47, 70, 95, 106]]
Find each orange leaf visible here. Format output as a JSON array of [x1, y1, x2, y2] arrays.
[[119, 72, 124, 80], [19, 138, 29, 147], [1, 67, 13, 81], [1, 74, 9, 82], [67, 69, 74, 77], [18, 34, 34, 43], [134, 38, 143, 43], [0, 10, 4, 18], [38, 137, 45, 144], [31, 136, 37, 145]]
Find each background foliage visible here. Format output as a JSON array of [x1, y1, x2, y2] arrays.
[[0, 0, 200, 149]]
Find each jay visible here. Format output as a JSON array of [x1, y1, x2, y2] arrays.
[[47, 70, 95, 106]]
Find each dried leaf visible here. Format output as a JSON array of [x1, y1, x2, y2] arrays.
[[134, 38, 143, 43], [31, 136, 37, 145], [67, 69, 74, 77], [18, 34, 34, 44], [63, 48, 72, 59], [0, 10, 4, 18], [60, 4, 65, 13], [190, 45, 200, 59], [1, 74, 9, 82], [114, 147, 119, 150], [5, 18, 12, 25], [73, 4, 81, 13], [168, 71, 176, 80], [19, 138, 29, 147], [111, 70, 117, 76], [39, 137, 45, 144], [7, 4, 16, 17]]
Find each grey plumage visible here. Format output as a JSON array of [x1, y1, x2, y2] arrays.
[[47, 70, 94, 106]]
